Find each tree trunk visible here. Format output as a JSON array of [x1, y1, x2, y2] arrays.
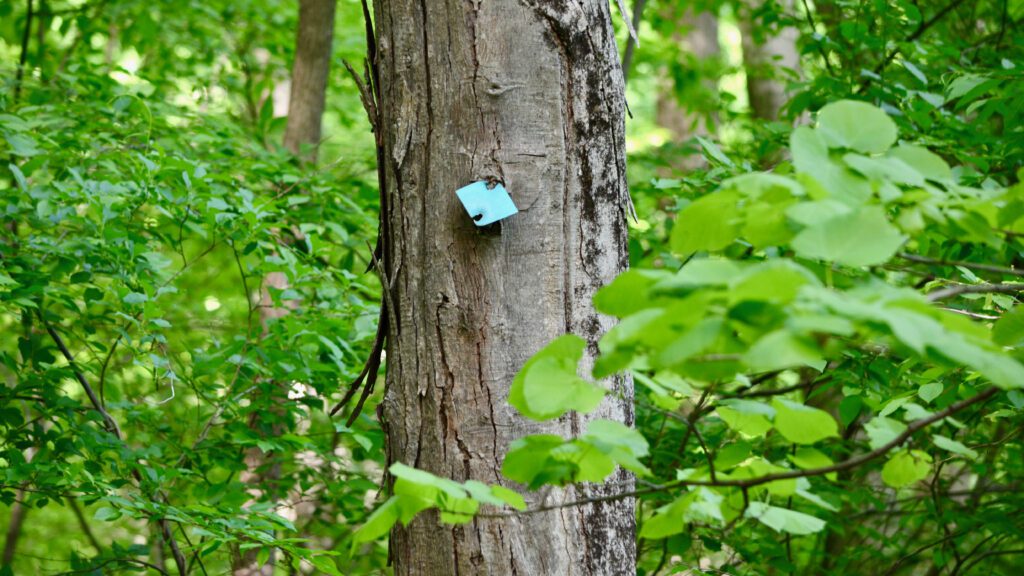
[[375, 1, 635, 574], [231, 3, 335, 574], [1, 491, 28, 566], [655, 9, 720, 169], [283, 0, 337, 161], [740, 1, 801, 121]]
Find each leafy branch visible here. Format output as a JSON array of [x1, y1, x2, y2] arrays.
[[487, 387, 999, 517]]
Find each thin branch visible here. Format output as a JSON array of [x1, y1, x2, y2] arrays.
[[940, 307, 1000, 320], [620, 0, 647, 84], [39, 313, 187, 576], [55, 557, 169, 576], [898, 252, 1024, 278], [957, 548, 1024, 575], [67, 497, 103, 553], [330, 242, 391, 426], [857, 0, 969, 92], [14, 0, 34, 103], [485, 387, 1000, 517], [926, 282, 1023, 302], [799, 0, 836, 75], [40, 313, 123, 439]]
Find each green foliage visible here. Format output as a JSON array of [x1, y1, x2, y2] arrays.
[[3, 0, 1023, 575], [360, 98, 1024, 575], [508, 335, 606, 421], [1, 1, 384, 574]]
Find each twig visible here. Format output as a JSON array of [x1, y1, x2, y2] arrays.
[[620, 0, 647, 84], [926, 282, 1023, 302], [857, 0, 969, 93], [898, 252, 1024, 278], [482, 387, 1000, 517], [39, 312, 188, 576], [940, 307, 1000, 320], [67, 497, 103, 553], [330, 242, 391, 425], [14, 0, 34, 103], [800, 0, 835, 75], [40, 314, 123, 439]]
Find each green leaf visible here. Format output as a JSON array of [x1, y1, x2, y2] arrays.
[[640, 494, 691, 539], [816, 100, 898, 154], [993, 307, 1024, 347], [489, 486, 527, 511], [93, 506, 121, 521], [728, 261, 819, 305], [582, 419, 650, 475], [932, 435, 979, 459], [918, 382, 944, 403], [947, 74, 987, 100], [593, 269, 670, 316], [889, 144, 952, 181], [864, 416, 907, 450], [881, 450, 932, 488], [745, 502, 826, 535], [352, 497, 401, 543], [843, 154, 925, 187], [696, 136, 734, 167], [501, 435, 569, 488], [390, 463, 466, 500], [717, 399, 775, 438], [123, 292, 149, 305], [744, 331, 824, 373], [788, 447, 837, 481], [657, 318, 724, 367], [559, 442, 615, 482], [791, 206, 906, 267], [8, 164, 27, 191], [771, 399, 839, 444], [670, 190, 740, 257], [508, 335, 606, 421]]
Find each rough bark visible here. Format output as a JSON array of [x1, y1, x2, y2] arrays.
[[375, 1, 635, 574], [283, 0, 337, 161], [740, 1, 801, 121]]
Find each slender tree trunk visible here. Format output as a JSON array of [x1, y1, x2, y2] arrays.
[[283, 0, 337, 161], [1, 492, 28, 566], [231, 3, 335, 574], [376, 1, 635, 574], [740, 1, 801, 121], [1, 447, 36, 567], [656, 9, 720, 169]]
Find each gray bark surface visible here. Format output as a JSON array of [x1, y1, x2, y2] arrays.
[[374, 1, 635, 574], [283, 0, 337, 160]]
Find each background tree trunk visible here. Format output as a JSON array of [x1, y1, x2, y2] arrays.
[[231, 2, 335, 574], [656, 8, 720, 170], [740, 1, 801, 121], [375, 1, 635, 574], [283, 0, 337, 162]]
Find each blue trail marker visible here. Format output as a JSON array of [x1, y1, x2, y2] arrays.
[[455, 181, 518, 226]]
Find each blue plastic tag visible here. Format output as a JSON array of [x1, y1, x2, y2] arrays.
[[455, 181, 519, 226]]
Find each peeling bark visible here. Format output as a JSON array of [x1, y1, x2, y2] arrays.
[[376, 1, 635, 574]]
